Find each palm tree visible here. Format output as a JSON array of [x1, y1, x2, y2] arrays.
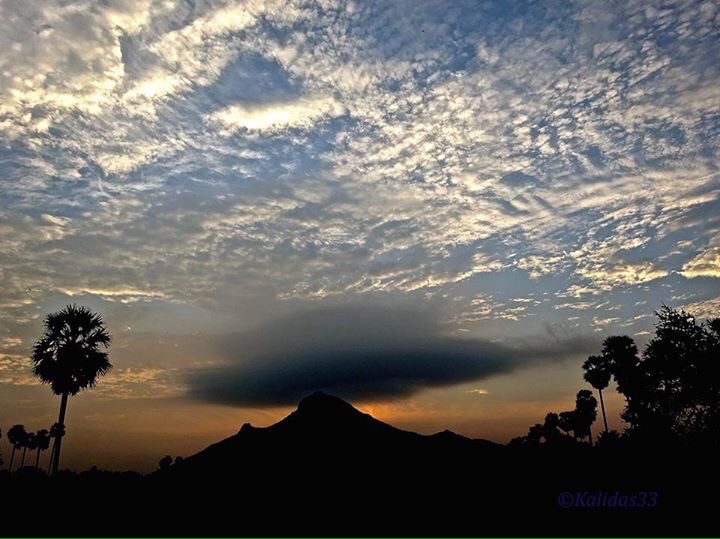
[[583, 354, 612, 433], [575, 390, 598, 446], [34, 429, 50, 470], [7, 425, 27, 472], [47, 423, 65, 473], [31, 305, 112, 474], [601, 335, 641, 396], [22, 432, 37, 469]]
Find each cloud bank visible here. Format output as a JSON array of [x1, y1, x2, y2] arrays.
[[186, 305, 597, 406]]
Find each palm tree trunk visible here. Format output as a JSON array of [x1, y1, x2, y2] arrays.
[[35, 448, 41, 469], [598, 388, 609, 433], [50, 392, 69, 475], [20, 447, 27, 468], [588, 426, 593, 447], [9, 446, 16, 472]]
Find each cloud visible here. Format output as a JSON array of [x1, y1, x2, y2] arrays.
[[208, 96, 344, 132], [55, 286, 168, 303], [186, 304, 596, 406], [682, 296, 720, 319], [681, 234, 720, 278], [93, 367, 184, 400], [0, 0, 719, 384], [578, 261, 669, 288], [122, 2, 260, 108]]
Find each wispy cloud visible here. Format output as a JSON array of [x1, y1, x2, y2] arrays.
[[208, 96, 343, 132]]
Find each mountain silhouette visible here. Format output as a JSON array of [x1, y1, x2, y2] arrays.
[[143, 391, 715, 535], [169, 392, 500, 477]]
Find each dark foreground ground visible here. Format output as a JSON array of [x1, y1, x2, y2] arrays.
[[2, 394, 717, 537], [2, 447, 717, 537]]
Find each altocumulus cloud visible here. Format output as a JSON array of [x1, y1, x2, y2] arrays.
[[187, 305, 597, 406]]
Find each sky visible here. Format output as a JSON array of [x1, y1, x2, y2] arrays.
[[1, 0, 719, 472]]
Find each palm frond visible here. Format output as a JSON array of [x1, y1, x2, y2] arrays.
[[31, 304, 113, 395]]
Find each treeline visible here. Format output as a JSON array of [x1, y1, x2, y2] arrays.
[[511, 306, 720, 449]]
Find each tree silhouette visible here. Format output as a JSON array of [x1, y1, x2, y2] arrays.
[[639, 307, 719, 444], [598, 307, 720, 446], [158, 455, 173, 471], [508, 423, 542, 447], [596, 430, 623, 449], [602, 335, 643, 396], [47, 423, 65, 472], [541, 413, 561, 444], [22, 432, 37, 468], [7, 425, 27, 472], [31, 305, 112, 474], [526, 423, 543, 445], [34, 429, 50, 470], [583, 354, 611, 433], [558, 410, 578, 440], [574, 390, 597, 446], [591, 335, 652, 438]]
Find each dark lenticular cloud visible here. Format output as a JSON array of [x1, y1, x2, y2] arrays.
[[187, 305, 597, 406]]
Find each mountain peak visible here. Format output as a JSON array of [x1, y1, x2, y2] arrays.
[[297, 391, 357, 412], [178, 392, 501, 475], [238, 422, 255, 434]]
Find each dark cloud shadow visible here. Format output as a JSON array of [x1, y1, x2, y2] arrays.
[[186, 304, 597, 406]]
